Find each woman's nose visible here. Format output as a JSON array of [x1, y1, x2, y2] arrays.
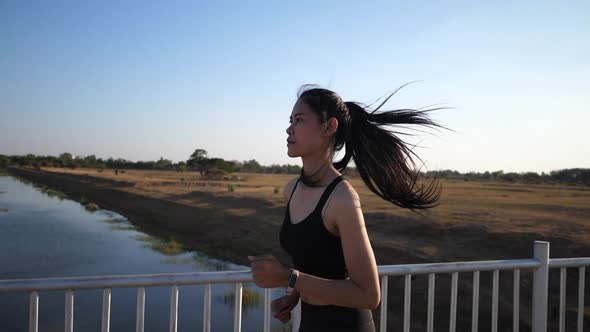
[[286, 125, 293, 135]]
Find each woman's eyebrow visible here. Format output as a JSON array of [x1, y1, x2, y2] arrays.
[[289, 112, 305, 119]]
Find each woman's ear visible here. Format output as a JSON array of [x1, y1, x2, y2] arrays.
[[325, 117, 339, 136]]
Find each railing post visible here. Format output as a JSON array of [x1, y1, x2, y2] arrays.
[[102, 288, 111, 332], [136, 287, 145, 332], [29, 291, 39, 332], [380, 275, 388, 332], [169, 286, 178, 332], [233, 283, 242, 332], [263, 288, 271, 332], [532, 241, 549, 332], [65, 290, 74, 332], [203, 284, 211, 332]]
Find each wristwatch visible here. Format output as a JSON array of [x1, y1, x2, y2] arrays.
[[286, 269, 299, 295]]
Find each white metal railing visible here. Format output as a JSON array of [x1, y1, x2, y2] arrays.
[[1, 270, 263, 332], [1, 241, 589, 332], [378, 258, 540, 332], [549, 258, 589, 332]]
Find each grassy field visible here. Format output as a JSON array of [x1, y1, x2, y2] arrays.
[[43, 167, 590, 247]]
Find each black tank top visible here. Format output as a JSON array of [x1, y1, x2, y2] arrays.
[[279, 176, 348, 280]]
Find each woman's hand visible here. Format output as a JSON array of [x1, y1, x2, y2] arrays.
[[271, 294, 299, 323], [248, 254, 291, 289]]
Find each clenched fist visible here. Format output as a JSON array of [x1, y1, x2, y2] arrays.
[[247, 254, 291, 289], [272, 295, 299, 323]]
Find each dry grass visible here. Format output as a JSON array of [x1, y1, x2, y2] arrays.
[[44, 167, 590, 245]]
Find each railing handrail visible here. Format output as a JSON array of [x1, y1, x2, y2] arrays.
[[549, 257, 590, 268], [378, 258, 540, 276], [0, 270, 253, 292], [3, 242, 590, 332], [2, 256, 588, 293]]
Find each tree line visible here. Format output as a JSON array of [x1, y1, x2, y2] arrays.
[[0, 150, 588, 186], [423, 169, 590, 186], [0, 150, 302, 175]]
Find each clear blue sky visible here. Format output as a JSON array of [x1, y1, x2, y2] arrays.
[[1, 1, 588, 173]]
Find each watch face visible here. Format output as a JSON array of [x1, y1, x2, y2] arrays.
[[288, 270, 298, 287]]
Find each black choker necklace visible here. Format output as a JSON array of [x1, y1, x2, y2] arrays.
[[300, 159, 330, 187]]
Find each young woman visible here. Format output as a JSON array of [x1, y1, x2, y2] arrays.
[[248, 85, 445, 331]]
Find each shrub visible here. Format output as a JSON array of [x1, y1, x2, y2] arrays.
[[204, 168, 227, 180], [84, 203, 99, 212]]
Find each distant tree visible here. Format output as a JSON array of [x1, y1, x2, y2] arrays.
[[83, 155, 97, 167], [59, 153, 73, 167], [242, 159, 262, 173], [24, 154, 37, 167], [201, 158, 226, 176], [177, 161, 187, 172], [0, 154, 8, 168], [155, 157, 173, 170], [502, 172, 519, 183], [187, 149, 208, 176], [287, 164, 302, 174], [219, 160, 238, 173], [492, 170, 504, 180], [550, 168, 590, 185], [522, 172, 541, 184]]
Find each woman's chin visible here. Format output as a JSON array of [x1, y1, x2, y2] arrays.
[[287, 148, 300, 158]]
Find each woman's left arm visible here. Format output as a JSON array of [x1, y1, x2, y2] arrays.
[[249, 183, 381, 309]]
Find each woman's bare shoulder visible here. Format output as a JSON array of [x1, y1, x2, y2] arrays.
[[332, 179, 361, 207], [323, 179, 363, 231], [282, 177, 300, 201]]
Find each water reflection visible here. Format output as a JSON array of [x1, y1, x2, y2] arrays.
[[221, 285, 264, 316], [161, 252, 231, 270], [97, 217, 138, 231], [131, 234, 187, 256]]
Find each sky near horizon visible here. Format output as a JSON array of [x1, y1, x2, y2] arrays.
[[1, 1, 588, 173]]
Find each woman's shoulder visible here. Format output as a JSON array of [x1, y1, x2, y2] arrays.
[[282, 176, 300, 201], [323, 178, 363, 228], [331, 178, 361, 209]]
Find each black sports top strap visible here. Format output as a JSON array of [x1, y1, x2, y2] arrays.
[[314, 175, 343, 213], [287, 178, 301, 204]]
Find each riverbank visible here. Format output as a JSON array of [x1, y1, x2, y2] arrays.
[[7, 167, 590, 331]]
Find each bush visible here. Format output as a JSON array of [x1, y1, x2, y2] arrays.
[[204, 168, 227, 180], [84, 203, 99, 212]]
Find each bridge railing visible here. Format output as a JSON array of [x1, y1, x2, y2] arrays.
[[1, 241, 588, 332]]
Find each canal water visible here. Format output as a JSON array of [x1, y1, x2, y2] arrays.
[[0, 175, 287, 332]]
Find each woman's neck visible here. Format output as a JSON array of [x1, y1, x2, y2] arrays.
[[301, 152, 339, 186]]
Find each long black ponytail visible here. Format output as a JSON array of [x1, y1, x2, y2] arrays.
[[297, 84, 449, 210]]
